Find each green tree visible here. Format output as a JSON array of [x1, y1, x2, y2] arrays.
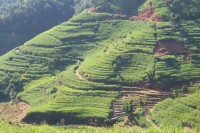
[[123, 100, 134, 114]]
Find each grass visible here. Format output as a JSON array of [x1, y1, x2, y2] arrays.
[[79, 20, 156, 85], [17, 73, 118, 125], [0, 120, 195, 133], [0, 1, 199, 129], [56, 66, 119, 90], [153, 20, 200, 88], [71, 11, 113, 23], [151, 91, 200, 130]]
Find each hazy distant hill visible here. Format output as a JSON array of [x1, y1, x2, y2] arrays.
[[0, 0, 75, 55]]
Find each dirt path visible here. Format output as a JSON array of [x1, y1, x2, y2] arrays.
[[0, 101, 31, 122], [184, 126, 193, 133], [144, 111, 159, 130], [76, 69, 85, 80]]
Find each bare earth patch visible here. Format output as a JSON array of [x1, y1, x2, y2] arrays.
[[0, 101, 31, 122], [154, 39, 191, 62], [155, 39, 188, 56], [131, 8, 163, 22]]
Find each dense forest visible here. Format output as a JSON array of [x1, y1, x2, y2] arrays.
[[0, 0, 75, 33]]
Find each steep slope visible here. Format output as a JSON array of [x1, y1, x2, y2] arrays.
[[0, 0, 142, 55], [0, 0, 199, 128]]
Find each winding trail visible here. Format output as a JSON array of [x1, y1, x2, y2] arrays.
[[144, 111, 159, 130], [76, 69, 85, 80]]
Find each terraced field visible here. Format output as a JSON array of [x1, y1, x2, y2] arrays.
[[0, 0, 199, 130], [110, 87, 173, 120], [154, 21, 200, 88], [151, 91, 200, 130]]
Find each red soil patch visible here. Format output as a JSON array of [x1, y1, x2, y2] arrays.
[[0, 101, 31, 122], [155, 39, 188, 56], [131, 8, 163, 22]]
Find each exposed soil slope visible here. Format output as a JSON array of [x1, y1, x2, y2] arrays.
[[0, 101, 31, 122], [155, 39, 188, 56], [131, 8, 163, 22]]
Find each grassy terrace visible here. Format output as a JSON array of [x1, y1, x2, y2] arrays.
[[176, 92, 200, 110], [25, 87, 117, 124], [0, 12, 126, 124], [151, 91, 200, 129], [4, 12, 129, 124], [12, 12, 160, 125], [156, 22, 183, 40], [154, 21, 200, 88], [79, 20, 156, 85], [155, 55, 200, 87], [0, 12, 106, 84], [18, 75, 117, 125], [0, 120, 193, 133], [56, 66, 119, 91]]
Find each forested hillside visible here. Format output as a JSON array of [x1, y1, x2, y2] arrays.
[[0, 0, 76, 33], [0, 0, 199, 132], [0, 0, 76, 55]]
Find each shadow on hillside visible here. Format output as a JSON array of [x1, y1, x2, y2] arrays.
[[23, 111, 114, 126]]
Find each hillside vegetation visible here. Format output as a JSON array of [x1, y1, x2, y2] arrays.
[[0, 0, 199, 131], [0, 0, 76, 55], [0, 120, 195, 133], [151, 90, 200, 130], [0, 0, 75, 33]]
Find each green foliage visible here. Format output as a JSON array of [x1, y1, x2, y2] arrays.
[[139, 0, 200, 21], [172, 88, 181, 98], [170, 0, 200, 20], [0, 0, 199, 128], [0, 0, 76, 55], [154, 21, 200, 88], [74, 0, 145, 15], [151, 92, 200, 130], [123, 100, 134, 115], [0, 119, 193, 133], [0, 0, 75, 34], [131, 108, 151, 128], [71, 12, 112, 22], [22, 85, 117, 125]]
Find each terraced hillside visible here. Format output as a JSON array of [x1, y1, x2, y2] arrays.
[[0, 0, 199, 130], [110, 87, 173, 120], [150, 91, 200, 130]]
